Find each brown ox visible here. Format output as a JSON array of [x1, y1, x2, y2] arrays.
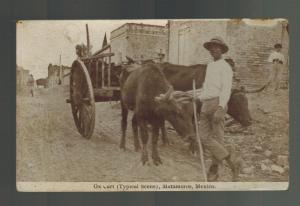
[[120, 59, 266, 150], [120, 63, 196, 165]]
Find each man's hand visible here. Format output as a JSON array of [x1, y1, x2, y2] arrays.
[[186, 92, 200, 103], [186, 89, 203, 102], [213, 106, 226, 123]]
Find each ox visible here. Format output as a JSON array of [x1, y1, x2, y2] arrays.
[[120, 63, 196, 165], [120, 60, 266, 150], [159, 62, 266, 126]]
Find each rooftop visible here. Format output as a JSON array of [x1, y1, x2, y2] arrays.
[[111, 23, 166, 33]]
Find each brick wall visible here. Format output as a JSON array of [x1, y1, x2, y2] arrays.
[[168, 19, 289, 89], [226, 20, 289, 89]]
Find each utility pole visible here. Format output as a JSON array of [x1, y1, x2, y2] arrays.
[[86, 24, 90, 56], [59, 54, 62, 85]]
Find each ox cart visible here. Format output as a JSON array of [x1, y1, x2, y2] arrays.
[[66, 25, 122, 139]]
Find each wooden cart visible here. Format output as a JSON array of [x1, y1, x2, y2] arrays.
[[66, 24, 122, 139]]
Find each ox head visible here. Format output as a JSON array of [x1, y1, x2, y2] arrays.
[[228, 85, 267, 127], [155, 87, 196, 143], [227, 88, 252, 127]]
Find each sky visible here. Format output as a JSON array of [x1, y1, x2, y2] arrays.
[[17, 20, 167, 79], [16, 19, 286, 79]]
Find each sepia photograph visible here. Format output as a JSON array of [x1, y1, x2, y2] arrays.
[[16, 19, 289, 191]]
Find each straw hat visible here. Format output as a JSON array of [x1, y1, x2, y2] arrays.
[[274, 43, 282, 48], [203, 36, 229, 53]]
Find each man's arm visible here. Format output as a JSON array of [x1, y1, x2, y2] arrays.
[[219, 65, 233, 108], [280, 53, 285, 65], [268, 52, 274, 63]]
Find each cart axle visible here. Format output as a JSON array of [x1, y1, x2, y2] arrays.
[[66, 98, 91, 104]]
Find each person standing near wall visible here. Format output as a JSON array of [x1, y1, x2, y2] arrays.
[[190, 37, 242, 181], [267, 43, 285, 92]]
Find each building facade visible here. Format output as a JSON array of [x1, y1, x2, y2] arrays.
[[17, 66, 31, 88], [47, 64, 71, 87], [110, 23, 168, 64]]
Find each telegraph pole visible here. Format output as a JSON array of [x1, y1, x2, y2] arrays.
[[86, 24, 90, 56], [59, 54, 62, 84]]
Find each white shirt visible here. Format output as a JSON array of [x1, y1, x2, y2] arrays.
[[268, 51, 285, 64], [197, 59, 233, 108]]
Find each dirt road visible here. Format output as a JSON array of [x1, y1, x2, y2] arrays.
[[16, 86, 288, 182]]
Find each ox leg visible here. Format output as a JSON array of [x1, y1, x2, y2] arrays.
[[160, 120, 170, 145], [132, 114, 141, 152], [139, 119, 149, 165], [152, 124, 162, 165], [120, 101, 128, 150]]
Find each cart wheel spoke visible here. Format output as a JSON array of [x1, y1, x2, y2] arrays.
[[82, 104, 92, 120], [70, 60, 95, 139]]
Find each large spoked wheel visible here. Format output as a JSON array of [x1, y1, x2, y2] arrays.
[[70, 60, 95, 139]]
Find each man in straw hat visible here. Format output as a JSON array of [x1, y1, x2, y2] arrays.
[[267, 43, 285, 92], [190, 36, 242, 181]]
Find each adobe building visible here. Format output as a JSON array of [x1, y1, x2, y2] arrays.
[[47, 64, 71, 87], [16, 65, 34, 88], [167, 19, 289, 88], [17, 66, 30, 87], [110, 23, 168, 64]]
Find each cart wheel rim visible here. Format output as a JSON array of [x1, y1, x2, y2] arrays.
[[70, 60, 95, 139]]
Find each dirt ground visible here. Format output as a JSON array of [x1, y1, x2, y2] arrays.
[[16, 86, 288, 182]]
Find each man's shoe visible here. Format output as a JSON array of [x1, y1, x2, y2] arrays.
[[207, 164, 219, 182], [227, 154, 242, 182]]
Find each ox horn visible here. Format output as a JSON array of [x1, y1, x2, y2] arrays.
[[175, 97, 192, 104], [165, 86, 174, 100], [126, 56, 135, 64], [155, 94, 164, 102], [155, 86, 175, 102], [244, 84, 268, 94]]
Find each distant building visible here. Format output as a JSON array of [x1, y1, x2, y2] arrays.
[[17, 66, 31, 88], [110, 23, 168, 64], [47, 64, 71, 87]]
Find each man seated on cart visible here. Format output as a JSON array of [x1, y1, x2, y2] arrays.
[[76, 44, 88, 59]]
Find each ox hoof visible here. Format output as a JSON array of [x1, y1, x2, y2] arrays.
[[134, 144, 141, 152], [152, 156, 162, 166], [162, 138, 170, 146], [153, 159, 162, 166], [208, 173, 219, 182], [119, 145, 126, 151], [162, 141, 172, 146], [142, 155, 149, 165]]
